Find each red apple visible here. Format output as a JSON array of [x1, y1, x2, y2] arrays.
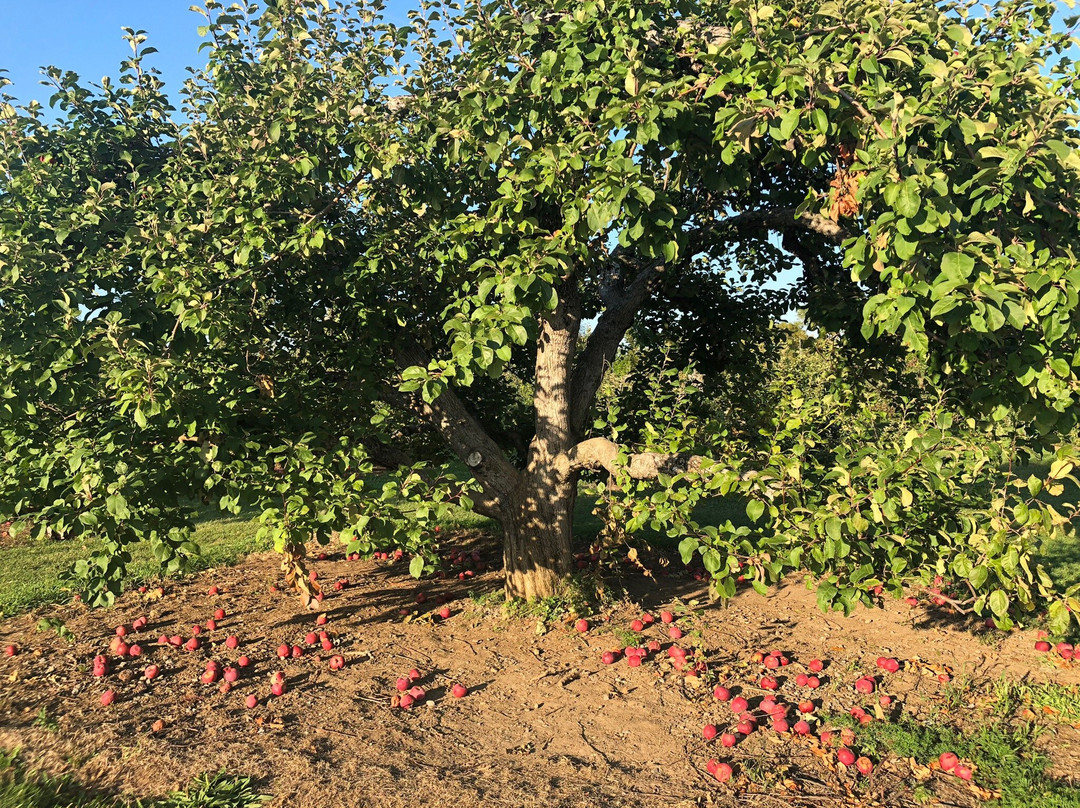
[[408, 668, 421, 682], [795, 673, 809, 687], [271, 681, 286, 696], [712, 762, 733, 782], [224, 667, 239, 682], [452, 683, 468, 698], [100, 690, 115, 706], [879, 695, 892, 708], [245, 694, 258, 709], [191, 625, 202, 636], [316, 614, 328, 626], [290, 645, 303, 658], [144, 665, 160, 680], [668, 625, 683, 640], [703, 724, 718, 740], [855, 676, 875, 694], [798, 700, 815, 713], [201, 669, 219, 684], [601, 651, 617, 665], [208, 585, 219, 595], [214, 608, 226, 620], [855, 756, 873, 776], [954, 764, 973, 781], [807, 676, 821, 689], [720, 732, 737, 747], [713, 686, 731, 702], [575, 619, 589, 633], [205, 619, 217, 632], [938, 752, 959, 771], [1035, 641, 1052, 652], [329, 655, 345, 670], [305, 632, 317, 645], [408, 685, 425, 701], [759, 676, 778, 690], [793, 720, 811, 735], [764, 655, 780, 669], [128, 644, 142, 657], [398, 693, 415, 709], [237, 656, 251, 668], [660, 611, 674, 624], [736, 720, 755, 735], [277, 643, 290, 659], [730, 696, 749, 713], [808, 659, 823, 672], [883, 657, 900, 673], [224, 635, 239, 650], [115, 625, 127, 638], [219, 681, 232, 694], [1057, 642, 1074, 658], [439, 606, 452, 620], [772, 718, 790, 733], [837, 747, 856, 766], [169, 635, 183, 647]]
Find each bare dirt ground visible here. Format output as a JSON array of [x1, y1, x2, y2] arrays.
[[1, 533, 1078, 808]]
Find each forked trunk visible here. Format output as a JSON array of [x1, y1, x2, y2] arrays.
[[502, 472, 576, 601]]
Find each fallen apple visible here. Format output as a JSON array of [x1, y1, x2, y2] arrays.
[[837, 747, 856, 766], [237, 656, 251, 668], [100, 690, 115, 706], [214, 608, 226, 620], [713, 686, 731, 702], [452, 683, 468, 698], [224, 667, 239, 683], [660, 611, 674, 624], [954, 764, 973, 781], [808, 659, 823, 672], [703, 724, 718, 740], [938, 752, 958, 771], [144, 665, 160, 680], [575, 619, 589, 633], [730, 696, 749, 713], [855, 756, 873, 776], [245, 694, 258, 709]]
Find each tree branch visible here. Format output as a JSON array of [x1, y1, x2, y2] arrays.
[[393, 341, 520, 513], [569, 258, 663, 438], [566, 437, 707, 479]]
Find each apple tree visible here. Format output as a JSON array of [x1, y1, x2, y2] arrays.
[[1, 0, 1079, 624]]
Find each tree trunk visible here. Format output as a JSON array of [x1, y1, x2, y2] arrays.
[[502, 471, 576, 601]]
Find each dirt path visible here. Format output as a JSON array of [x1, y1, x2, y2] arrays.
[[1, 538, 1077, 807]]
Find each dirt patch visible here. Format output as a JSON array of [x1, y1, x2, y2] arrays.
[[1, 536, 1078, 808]]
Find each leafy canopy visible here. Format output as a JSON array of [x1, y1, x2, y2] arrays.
[[0, 0, 1078, 625]]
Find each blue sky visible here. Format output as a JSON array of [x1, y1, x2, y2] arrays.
[[0, 1, 414, 106]]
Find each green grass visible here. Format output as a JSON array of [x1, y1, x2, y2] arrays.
[[0, 751, 268, 808], [0, 512, 268, 618], [825, 713, 1080, 808]]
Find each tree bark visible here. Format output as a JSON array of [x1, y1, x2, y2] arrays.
[[502, 288, 580, 600], [502, 470, 576, 601]]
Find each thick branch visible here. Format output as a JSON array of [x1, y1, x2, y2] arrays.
[[394, 342, 519, 512], [569, 260, 663, 438], [692, 207, 850, 250], [567, 437, 706, 479]]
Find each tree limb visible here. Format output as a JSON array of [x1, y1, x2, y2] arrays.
[[566, 437, 707, 479], [393, 341, 520, 512]]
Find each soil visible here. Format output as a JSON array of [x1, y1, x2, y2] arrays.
[[1, 532, 1078, 808]]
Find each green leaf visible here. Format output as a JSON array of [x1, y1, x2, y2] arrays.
[[895, 179, 921, 218], [940, 252, 975, 279], [409, 555, 425, 579], [988, 590, 1009, 618], [746, 500, 765, 523]]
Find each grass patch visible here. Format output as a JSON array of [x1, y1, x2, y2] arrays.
[[0, 512, 268, 618], [0, 751, 268, 808], [824, 713, 1080, 808]]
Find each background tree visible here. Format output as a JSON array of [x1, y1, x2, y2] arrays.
[[1, 0, 1079, 625]]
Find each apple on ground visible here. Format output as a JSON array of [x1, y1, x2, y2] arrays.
[[837, 748, 856, 766], [452, 683, 468, 698], [100, 690, 115, 706]]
